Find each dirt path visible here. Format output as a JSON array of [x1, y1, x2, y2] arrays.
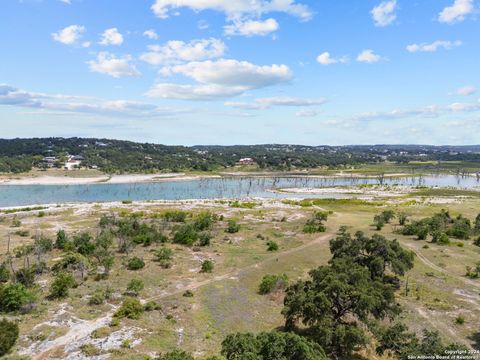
[[30, 232, 333, 359]]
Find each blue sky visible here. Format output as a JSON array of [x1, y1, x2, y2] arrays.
[[1, 0, 479, 145]]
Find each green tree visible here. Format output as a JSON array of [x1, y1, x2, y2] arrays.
[[157, 349, 194, 360], [221, 331, 328, 360], [126, 257, 145, 270], [55, 229, 68, 249], [258, 274, 288, 295], [154, 247, 174, 268], [173, 224, 199, 246], [0, 318, 19, 356], [0, 283, 36, 312], [49, 272, 76, 299]]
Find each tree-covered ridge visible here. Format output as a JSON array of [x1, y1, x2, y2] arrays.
[[1, 138, 480, 173]]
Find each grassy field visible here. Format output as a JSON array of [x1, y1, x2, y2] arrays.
[[1, 191, 480, 359]]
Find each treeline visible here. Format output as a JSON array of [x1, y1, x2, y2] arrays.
[[2, 138, 480, 173]]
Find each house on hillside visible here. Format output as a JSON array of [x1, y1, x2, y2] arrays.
[[236, 157, 256, 166]]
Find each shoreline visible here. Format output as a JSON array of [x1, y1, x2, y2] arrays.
[[0, 171, 460, 186]]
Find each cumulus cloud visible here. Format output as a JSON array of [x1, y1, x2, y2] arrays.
[[87, 52, 141, 78], [99, 28, 124, 46], [151, 0, 313, 21], [52, 25, 86, 45], [143, 29, 159, 40], [225, 96, 326, 109], [438, 0, 474, 24], [455, 85, 477, 96], [406, 40, 462, 53], [147, 59, 292, 100], [224, 18, 279, 36], [371, 0, 397, 27], [316, 52, 347, 65], [356, 49, 382, 63], [0, 84, 188, 118], [140, 38, 225, 65]]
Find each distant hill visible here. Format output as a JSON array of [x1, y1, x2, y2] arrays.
[[1, 138, 480, 174]]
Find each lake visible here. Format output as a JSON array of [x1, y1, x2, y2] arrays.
[[0, 175, 479, 207]]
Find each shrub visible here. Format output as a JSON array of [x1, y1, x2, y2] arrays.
[[80, 343, 101, 356], [266, 241, 279, 252], [173, 224, 198, 246], [193, 211, 216, 231], [474, 236, 480, 247], [73, 232, 95, 256], [89, 290, 106, 305], [126, 257, 145, 271], [162, 210, 188, 222], [183, 290, 194, 297], [157, 350, 194, 360], [126, 279, 144, 296], [0, 283, 36, 312], [114, 297, 144, 319], [258, 274, 288, 295], [144, 301, 162, 312], [200, 260, 214, 273], [34, 235, 53, 253], [0, 263, 10, 283], [303, 211, 328, 233], [154, 247, 174, 268], [225, 220, 240, 234], [198, 233, 212, 246], [49, 272, 76, 299], [455, 315, 465, 325], [55, 230, 68, 249], [0, 318, 19, 356]]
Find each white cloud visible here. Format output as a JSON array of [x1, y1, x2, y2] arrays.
[[256, 96, 326, 107], [225, 96, 326, 109], [51, 25, 86, 45], [447, 100, 480, 112], [151, 0, 313, 21], [140, 38, 225, 65], [87, 52, 141, 78], [148, 59, 292, 100], [59, 0, 72, 4], [356, 49, 382, 63], [371, 0, 397, 27], [406, 40, 462, 53], [224, 18, 279, 37], [455, 85, 477, 96], [296, 108, 321, 117], [198, 20, 210, 30], [0, 84, 188, 118], [99, 28, 124, 46], [316, 52, 347, 65], [143, 29, 159, 40], [438, 0, 474, 24]]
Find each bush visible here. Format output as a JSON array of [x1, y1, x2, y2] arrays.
[[194, 211, 216, 231], [303, 212, 328, 233], [114, 297, 144, 319], [200, 260, 214, 273], [455, 315, 465, 325], [225, 220, 240, 234], [154, 247, 174, 268], [49, 272, 76, 299], [89, 290, 106, 305], [73, 232, 95, 256], [55, 230, 68, 249], [162, 210, 188, 222], [259, 274, 288, 295], [0, 263, 10, 283], [126, 257, 145, 270], [126, 279, 144, 296], [266, 241, 279, 252], [157, 350, 194, 360], [173, 224, 199, 246], [144, 301, 162, 312], [183, 290, 194, 297], [0, 283, 36, 312], [0, 318, 19, 356], [198, 233, 212, 246]]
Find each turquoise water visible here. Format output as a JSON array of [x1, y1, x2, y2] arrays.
[[0, 175, 479, 207]]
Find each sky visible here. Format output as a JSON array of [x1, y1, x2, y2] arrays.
[[0, 0, 479, 145]]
